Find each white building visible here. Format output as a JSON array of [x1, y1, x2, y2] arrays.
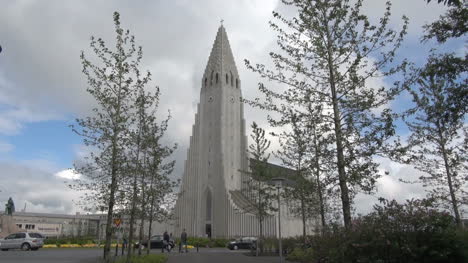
[[174, 25, 318, 239], [0, 211, 172, 239]]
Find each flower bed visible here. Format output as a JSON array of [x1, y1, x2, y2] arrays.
[[43, 243, 117, 248]]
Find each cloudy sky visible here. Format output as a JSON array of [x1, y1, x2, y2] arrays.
[[0, 0, 464, 216]]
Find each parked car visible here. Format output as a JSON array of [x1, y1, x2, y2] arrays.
[[134, 235, 174, 250], [0, 232, 44, 251], [227, 237, 257, 250]]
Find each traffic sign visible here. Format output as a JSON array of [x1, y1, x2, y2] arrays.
[[113, 218, 122, 227]]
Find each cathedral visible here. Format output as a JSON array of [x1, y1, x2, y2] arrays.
[[173, 25, 317, 238]]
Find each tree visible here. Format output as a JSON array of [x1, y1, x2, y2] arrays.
[[72, 12, 170, 261], [125, 88, 153, 261], [143, 111, 177, 255], [304, 105, 337, 232], [245, 122, 276, 253], [425, 0, 462, 6], [423, 1, 467, 43], [402, 54, 467, 227], [245, 0, 408, 228], [72, 12, 141, 261], [273, 108, 327, 242]]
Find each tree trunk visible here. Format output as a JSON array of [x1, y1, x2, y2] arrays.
[[313, 122, 326, 233], [259, 215, 263, 254], [437, 124, 462, 227], [316, 173, 326, 232], [103, 136, 120, 261], [301, 197, 306, 245], [325, 25, 352, 229], [258, 179, 264, 254], [137, 219, 144, 256], [138, 155, 147, 256], [126, 140, 142, 262], [146, 197, 154, 255], [137, 193, 146, 256], [103, 62, 125, 261], [146, 170, 156, 255], [126, 171, 139, 262]]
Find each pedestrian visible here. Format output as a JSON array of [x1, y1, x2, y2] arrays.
[[180, 228, 188, 253], [162, 231, 170, 253], [123, 237, 127, 249], [169, 233, 174, 250]]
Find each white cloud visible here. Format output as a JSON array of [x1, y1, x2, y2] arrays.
[[55, 169, 81, 180], [0, 161, 84, 214], [355, 157, 427, 214], [0, 140, 14, 153]]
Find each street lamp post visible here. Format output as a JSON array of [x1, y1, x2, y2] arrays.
[[272, 178, 284, 263]]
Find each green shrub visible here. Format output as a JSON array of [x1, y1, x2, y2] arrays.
[[262, 237, 277, 252], [287, 248, 314, 262], [301, 198, 468, 263], [185, 237, 228, 248], [114, 254, 167, 263], [44, 236, 96, 245]]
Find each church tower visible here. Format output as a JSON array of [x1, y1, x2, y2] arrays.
[[174, 25, 277, 238]]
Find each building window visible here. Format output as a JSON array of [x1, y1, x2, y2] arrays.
[[230, 72, 233, 87], [216, 73, 219, 83], [226, 74, 229, 84], [205, 78, 208, 87], [206, 189, 212, 221], [210, 71, 214, 86], [236, 79, 239, 89]]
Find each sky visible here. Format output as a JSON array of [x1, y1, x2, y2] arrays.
[[0, 0, 465, 216]]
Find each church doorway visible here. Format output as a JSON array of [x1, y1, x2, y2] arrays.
[[205, 188, 213, 238], [205, 224, 212, 238]]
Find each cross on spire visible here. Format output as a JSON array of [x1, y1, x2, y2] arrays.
[[220, 19, 224, 25]]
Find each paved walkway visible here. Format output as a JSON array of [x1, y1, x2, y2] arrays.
[[166, 248, 291, 263]]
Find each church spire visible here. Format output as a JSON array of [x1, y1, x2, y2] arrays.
[[203, 25, 239, 81]]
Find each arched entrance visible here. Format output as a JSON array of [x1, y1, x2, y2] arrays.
[[205, 188, 212, 238]]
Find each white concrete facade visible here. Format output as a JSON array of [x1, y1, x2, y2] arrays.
[[174, 26, 317, 239]]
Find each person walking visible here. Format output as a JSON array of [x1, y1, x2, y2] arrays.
[[180, 229, 188, 253], [162, 231, 170, 253], [169, 233, 175, 251]]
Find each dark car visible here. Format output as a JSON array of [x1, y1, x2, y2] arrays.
[[227, 237, 257, 250], [135, 235, 174, 250]]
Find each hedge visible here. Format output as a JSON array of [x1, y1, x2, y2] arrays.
[[286, 198, 468, 263]]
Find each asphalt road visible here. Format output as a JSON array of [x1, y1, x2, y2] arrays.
[[0, 248, 102, 263], [167, 248, 289, 263], [0, 247, 290, 263]]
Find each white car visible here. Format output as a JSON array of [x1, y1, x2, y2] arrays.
[[0, 232, 44, 251]]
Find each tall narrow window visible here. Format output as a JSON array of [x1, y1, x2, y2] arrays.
[[216, 73, 219, 83], [230, 72, 234, 87], [206, 189, 212, 221], [226, 74, 229, 84], [205, 78, 207, 87], [236, 79, 239, 89], [210, 71, 214, 86]]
